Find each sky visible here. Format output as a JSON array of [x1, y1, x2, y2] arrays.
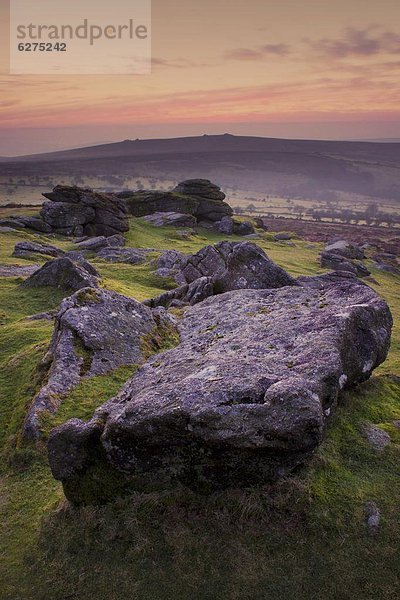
[[1, 0, 400, 155]]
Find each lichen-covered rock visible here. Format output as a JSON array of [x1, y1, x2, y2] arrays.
[[274, 233, 293, 241], [143, 212, 197, 227], [24, 288, 176, 439], [21, 257, 100, 292], [121, 179, 232, 223], [74, 235, 125, 252], [372, 262, 399, 274], [0, 218, 26, 230], [155, 250, 189, 282], [320, 251, 371, 278], [146, 276, 214, 309], [0, 226, 20, 233], [216, 216, 234, 235], [234, 221, 255, 236], [173, 179, 226, 201], [150, 242, 297, 307], [0, 264, 41, 277], [41, 201, 96, 230], [121, 191, 198, 218], [0, 215, 53, 233], [361, 423, 391, 452], [212, 242, 296, 293], [13, 241, 64, 260], [40, 186, 129, 237], [48, 274, 392, 503], [96, 247, 151, 264], [371, 253, 400, 275], [215, 216, 256, 237], [324, 240, 365, 260]]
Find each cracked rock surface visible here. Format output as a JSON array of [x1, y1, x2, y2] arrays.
[[24, 288, 175, 439], [148, 241, 297, 308], [48, 273, 392, 503]]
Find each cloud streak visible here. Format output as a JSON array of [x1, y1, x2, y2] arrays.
[[2, 75, 400, 130], [151, 57, 209, 69], [225, 44, 291, 61], [309, 27, 400, 58]]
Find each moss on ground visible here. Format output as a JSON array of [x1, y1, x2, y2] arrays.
[[0, 217, 399, 600]]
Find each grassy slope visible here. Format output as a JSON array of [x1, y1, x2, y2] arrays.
[[0, 219, 399, 600]]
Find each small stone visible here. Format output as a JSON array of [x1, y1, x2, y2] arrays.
[[361, 423, 391, 452], [96, 247, 150, 264], [365, 501, 380, 532], [274, 233, 292, 241]]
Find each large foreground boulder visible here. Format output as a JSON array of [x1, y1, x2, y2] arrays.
[[48, 273, 392, 503], [21, 257, 100, 292], [120, 179, 232, 223], [40, 186, 129, 237], [24, 288, 176, 439]]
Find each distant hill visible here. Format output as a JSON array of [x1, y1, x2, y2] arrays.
[[6, 133, 400, 163], [1, 134, 400, 202]]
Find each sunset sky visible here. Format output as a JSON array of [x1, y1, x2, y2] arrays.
[[1, 0, 400, 155]]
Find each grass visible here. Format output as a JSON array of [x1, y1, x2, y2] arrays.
[[0, 217, 399, 600]]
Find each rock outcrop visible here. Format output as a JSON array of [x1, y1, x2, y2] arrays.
[[24, 288, 176, 439], [143, 212, 197, 228], [148, 242, 297, 307], [120, 179, 232, 224], [21, 257, 100, 292], [48, 273, 392, 503], [39, 186, 129, 237]]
